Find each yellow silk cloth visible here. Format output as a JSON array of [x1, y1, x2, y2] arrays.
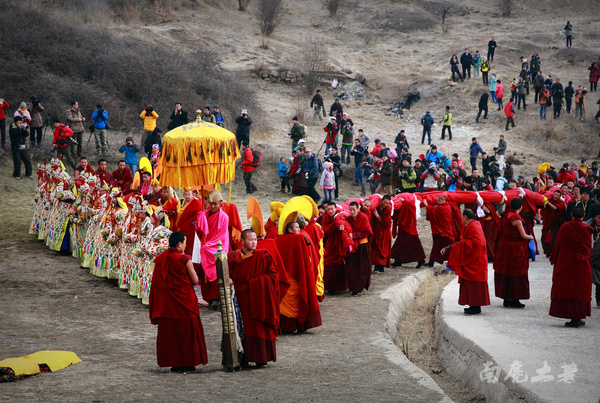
[[0, 350, 81, 376]]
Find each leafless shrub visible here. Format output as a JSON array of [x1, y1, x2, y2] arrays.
[[323, 0, 341, 16], [238, 0, 251, 11], [292, 91, 309, 126], [252, 59, 265, 77], [254, 0, 286, 36], [441, 0, 451, 24], [299, 38, 329, 95], [500, 0, 512, 17], [259, 35, 270, 49]]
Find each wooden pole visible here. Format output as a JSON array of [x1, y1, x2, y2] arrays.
[[215, 240, 240, 372]]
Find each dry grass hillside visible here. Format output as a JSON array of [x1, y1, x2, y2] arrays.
[[3, 0, 600, 197]]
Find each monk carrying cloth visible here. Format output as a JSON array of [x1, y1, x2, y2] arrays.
[[345, 202, 373, 295], [149, 231, 208, 373], [423, 195, 455, 267], [228, 229, 280, 366], [195, 189, 230, 310], [322, 202, 354, 292], [549, 206, 593, 328], [371, 195, 393, 273], [443, 209, 491, 315], [390, 195, 426, 268]]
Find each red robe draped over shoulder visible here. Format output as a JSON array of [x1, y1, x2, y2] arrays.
[[112, 168, 133, 193], [149, 248, 208, 367], [426, 203, 455, 263], [346, 211, 373, 292], [176, 198, 202, 256], [321, 212, 353, 291], [391, 197, 426, 263], [541, 199, 566, 256], [371, 203, 392, 267], [229, 249, 279, 363], [549, 220, 593, 319], [276, 234, 322, 332], [257, 239, 290, 303]]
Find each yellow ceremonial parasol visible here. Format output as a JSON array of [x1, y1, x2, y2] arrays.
[[160, 121, 240, 197]]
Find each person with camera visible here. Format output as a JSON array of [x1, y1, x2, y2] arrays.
[[212, 105, 224, 127], [119, 136, 140, 173], [323, 117, 339, 157], [66, 101, 86, 158], [27, 95, 45, 148], [52, 118, 77, 170], [140, 105, 159, 146], [359, 149, 373, 197], [168, 103, 188, 130], [340, 120, 354, 165], [350, 138, 365, 187], [374, 153, 393, 196], [9, 116, 32, 179], [235, 109, 252, 148], [92, 104, 109, 157], [574, 85, 588, 121], [420, 162, 441, 193], [398, 158, 417, 193]]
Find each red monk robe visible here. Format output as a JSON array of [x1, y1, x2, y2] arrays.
[[228, 249, 279, 364], [149, 248, 208, 368], [112, 167, 133, 193], [447, 220, 491, 307], [549, 220, 593, 320], [322, 212, 354, 292], [370, 202, 392, 267], [493, 210, 530, 300], [541, 198, 566, 256], [303, 220, 325, 300], [426, 202, 455, 263], [265, 224, 279, 240], [391, 197, 426, 265], [195, 208, 229, 303], [346, 211, 373, 293], [176, 197, 203, 256], [275, 233, 322, 332], [222, 202, 243, 251], [476, 201, 499, 262], [161, 196, 179, 230], [256, 238, 290, 303]]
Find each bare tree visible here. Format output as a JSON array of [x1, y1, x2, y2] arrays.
[[238, 0, 251, 11], [254, 0, 286, 37], [500, 0, 512, 17], [323, 0, 342, 16], [441, 0, 451, 24], [299, 38, 329, 95]]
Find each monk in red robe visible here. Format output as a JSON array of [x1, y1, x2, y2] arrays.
[[424, 195, 455, 267], [444, 209, 491, 315], [158, 186, 178, 230], [195, 189, 230, 310], [276, 229, 322, 333], [149, 231, 208, 372], [175, 188, 202, 256], [346, 202, 373, 295], [94, 159, 114, 187], [541, 190, 566, 257], [229, 229, 280, 365], [475, 200, 499, 263], [371, 195, 392, 272], [493, 198, 534, 308], [322, 202, 353, 292], [256, 238, 290, 303], [391, 195, 426, 268], [112, 161, 133, 193], [303, 217, 325, 301], [549, 206, 593, 327]]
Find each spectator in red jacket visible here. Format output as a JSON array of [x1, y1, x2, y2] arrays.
[[52, 119, 77, 170], [323, 117, 339, 156], [370, 139, 382, 156], [504, 101, 516, 131], [0, 97, 9, 149], [241, 141, 257, 194], [557, 163, 577, 184]]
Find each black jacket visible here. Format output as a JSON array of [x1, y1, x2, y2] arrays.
[[145, 131, 162, 153], [169, 109, 188, 129], [235, 116, 252, 140], [330, 102, 343, 118], [350, 144, 364, 165], [460, 53, 473, 66], [479, 93, 489, 109], [564, 85, 575, 99], [394, 133, 409, 151], [9, 124, 29, 151]]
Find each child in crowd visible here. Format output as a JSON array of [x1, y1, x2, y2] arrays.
[[278, 157, 290, 193], [150, 144, 161, 167], [119, 136, 140, 173], [320, 162, 336, 203]]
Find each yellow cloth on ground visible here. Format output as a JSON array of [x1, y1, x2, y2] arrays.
[[22, 351, 81, 372], [0, 358, 40, 377]]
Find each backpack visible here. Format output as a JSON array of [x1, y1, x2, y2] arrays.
[[250, 148, 261, 167], [318, 158, 324, 173]]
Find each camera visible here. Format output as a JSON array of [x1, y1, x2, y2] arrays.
[[147, 107, 153, 114], [69, 137, 79, 146], [366, 173, 375, 182]]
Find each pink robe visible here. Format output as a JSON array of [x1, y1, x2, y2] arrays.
[[195, 209, 230, 282]]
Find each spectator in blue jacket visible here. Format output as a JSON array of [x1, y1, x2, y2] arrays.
[[469, 137, 485, 171], [425, 144, 442, 166], [91, 104, 109, 157], [420, 111, 434, 145], [278, 157, 290, 193], [119, 136, 140, 173], [303, 150, 321, 203]]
